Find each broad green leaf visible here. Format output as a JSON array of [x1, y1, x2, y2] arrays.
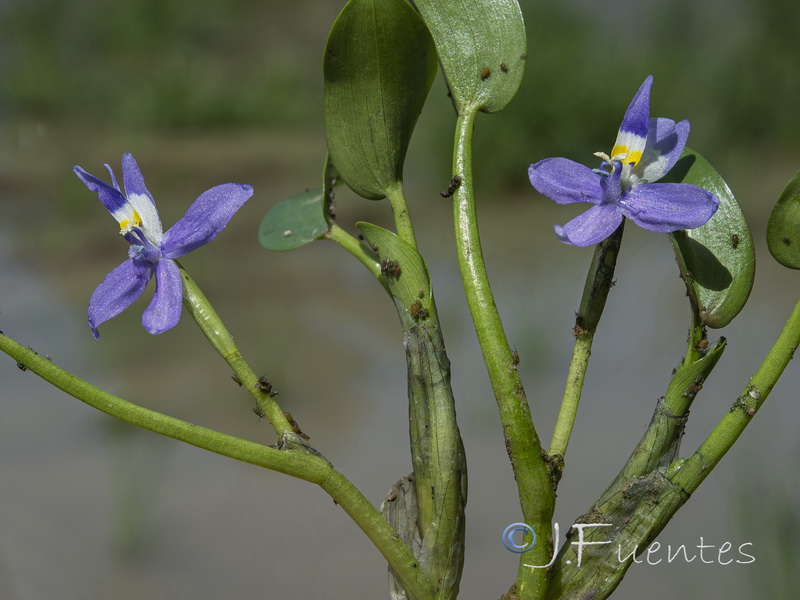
[[766, 170, 800, 269], [259, 189, 328, 252], [412, 0, 526, 114], [357, 222, 432, 315], [664, 148, 755, 328], [323, 0, 437, 200]]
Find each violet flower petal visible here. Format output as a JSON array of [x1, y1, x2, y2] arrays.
[[161, 183, 254, 258], [528, 158, 604, 205], [88, 258, 153, 339], [612, 75, 653, 160], [142, 259, 183, 334], [634, 118, 690, 184], [619, 183, 719, 233], [554, 203, 624, 247], [104, 164, 122, 192], [73, 166, 129, 215], [121, 153, 156, 208], [121, 153, 163, 242]]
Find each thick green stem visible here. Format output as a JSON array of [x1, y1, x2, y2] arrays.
[[549, 225, 623, 462], [451, 108, 553, 599], [0, 332, 435, 600], [403, 316, 467, 600], [177, 263, 293, 437]]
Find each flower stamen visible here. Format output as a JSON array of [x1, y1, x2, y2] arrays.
[[592, 152, 618, 176], [593, 151, 611, 163]]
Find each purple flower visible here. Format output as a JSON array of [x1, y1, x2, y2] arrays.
[[74, 153, 253, 338], [528, 76, 719, 246]]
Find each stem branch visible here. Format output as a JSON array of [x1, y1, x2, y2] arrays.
[[0, 332, 435, 600], [672, 298, 800, 493]]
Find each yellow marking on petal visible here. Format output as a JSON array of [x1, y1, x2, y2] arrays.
[[624, 150, 642, 165], [611, 144, 629, 157], [611, 145, 642, 166], [118, 210, 142, 233]]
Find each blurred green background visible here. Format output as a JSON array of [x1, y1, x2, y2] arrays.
[[3, 0, 800, 178], [1, 0, 799, 599]]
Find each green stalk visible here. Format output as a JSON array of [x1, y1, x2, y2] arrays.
[[546, 299, 800, 599], [549, 335, 592, 459], [549, 225, 623, 461], [387, 181, 419, 250], [178, 263, 293, 437], [592, 337, 726, 510], [671, 298, 800, 493], [683, 305, 706, 367], [451, 108, 553, 599], [0, 332, 435, 600], [325, 223, 385, 282]]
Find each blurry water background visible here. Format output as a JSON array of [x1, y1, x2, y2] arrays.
[[1, 0, 799, 598]]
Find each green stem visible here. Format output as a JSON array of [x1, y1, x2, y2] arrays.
[[178, 263, 293, 437], [681, 288, 706, 368], [546, 300, 800, 599], [451, 109, 553, 599], [387, 181, 419, 250], [549, 334, 593, 459], [671, 298, 800, 494], [0, 332, 435, 600], [403, 315, 467, 600], [591, 337, 726, 510], [549, 225, 623, 460], [325, 223, 386, 282]]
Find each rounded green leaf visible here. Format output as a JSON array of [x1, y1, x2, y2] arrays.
[[413, 0, 526, 114], [766, 170, 800, 269], [664, 148, 755, 328], [259, 189, 329, 252], [323, 0, 437, 200]]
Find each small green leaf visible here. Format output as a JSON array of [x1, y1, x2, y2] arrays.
[[664, 148, 755, 328], [766, 170, 800, 269], [412, 0, 526, 114], [323, 0, 437, 200], [357, 222, 432, 317], [259, 189, 329, 252]]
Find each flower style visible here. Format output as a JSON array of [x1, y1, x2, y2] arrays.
[[528, 75, 719, 246], [74, 153, 253, 338]]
